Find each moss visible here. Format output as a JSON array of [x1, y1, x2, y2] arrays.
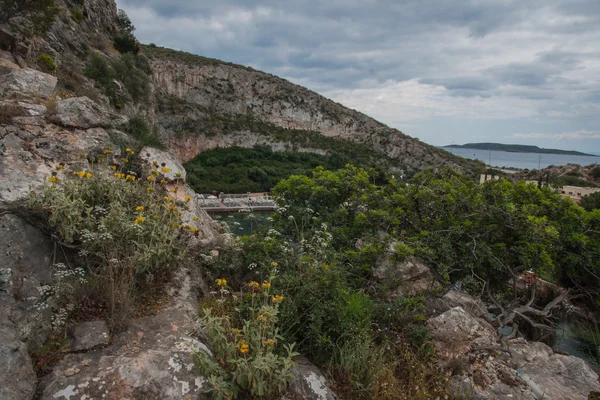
[[38, 54, 56, 73]]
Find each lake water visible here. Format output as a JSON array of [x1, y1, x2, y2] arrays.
[[210, 211, 273, 236], [443, 147, 600, 170]]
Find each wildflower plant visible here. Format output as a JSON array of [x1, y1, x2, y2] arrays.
[[28, 150, 194, 329], [194, 278, 298, 399]]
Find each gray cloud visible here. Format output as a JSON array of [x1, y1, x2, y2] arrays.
[[116, 0, 600, 152]]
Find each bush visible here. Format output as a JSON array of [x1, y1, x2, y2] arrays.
[[114, 33, 139, 54], [124, 116, 163, 148], [38, 54, 56, 73], [580, 192, 600, 211], [194, 279, 298, 398], [29, 150, 193, 329]]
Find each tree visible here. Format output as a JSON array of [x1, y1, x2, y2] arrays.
[[0, 0, 58, 37], [580, 192, 600, 211], [117, 9, 135, 34]]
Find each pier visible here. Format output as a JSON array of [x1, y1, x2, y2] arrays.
[[197, 192, 277, 212]]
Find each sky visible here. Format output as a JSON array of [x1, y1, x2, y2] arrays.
[[116, 0, 600, 153]]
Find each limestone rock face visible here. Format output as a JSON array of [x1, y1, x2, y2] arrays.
[[40, 270, 212, 400], [374, 252, 438, 296], [139, 146, 187, 182], [50, 96, 128, 129], [0, 323, 37, 400], [285, 356, 337, 400], [0, 68, 57, 97], [428, 306, 600, 400], [442, 290, 488, 318], [68, 321, 110, 352], [0, 58, 21, 75]]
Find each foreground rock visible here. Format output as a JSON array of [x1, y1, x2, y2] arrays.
[[0, 68, 57, 97], [0, 322, 37, 400], [428, 306, 600, 400], [374, 250, 438, 296], [50, 96, 128, 129], [285, 356, 337, 400], [40, 270, 211, 400], [68, 321, 110, 352], [139, 146, 187, 182]]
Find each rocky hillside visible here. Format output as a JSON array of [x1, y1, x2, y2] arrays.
[[144, 45, 481, 173]]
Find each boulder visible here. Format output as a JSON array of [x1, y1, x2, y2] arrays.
[[139, 146, 187, 182], [374, 251, 438, 296], [442, 290, 488, 318], [0, 68, 57, 97], [0, 58, 20, 75], [0, 323, 37, 400], [285, 356, 337, 400], [68, 321, 110, 352], [509, 340, 600, 400], [50, 97, 128, 129]]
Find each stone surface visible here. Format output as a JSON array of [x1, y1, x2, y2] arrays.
[[374, 250, 438, 295], [68, 321, 110, 352], [0, 68, 57, 97], [40, 269, 212, 400], [50, 96, 128, 129], [0, 58, 20, 75], [0, 213, 55, 347], [286, 356, 337, 400], [0, 322, 37, 400], [139, 146, 187, 182], [442, 290, 488, 318]]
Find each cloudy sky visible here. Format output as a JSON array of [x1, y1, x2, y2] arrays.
[[117, 0, 600, 153]]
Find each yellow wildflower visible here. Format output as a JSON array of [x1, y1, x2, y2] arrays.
[[77, 152, 86, 159], [161, 167, 170, 173], [256, 314, 267, 322], [231, 328, 241, 335], [164, 196, 174, 202], [238, 340, 249, 354], [85, 172, 92, 179], [121, 158, 129, 163], [125, 175, 136, 181], [55, 164, 64, 170], [136, 206, 144, 212], [78, 171, 85, 178], [152, 160, 158, 166], [263, 339, 276, 346], [49, 176, 59, 183], [125, 148, 134, 154], [134, 216, 145, 224], [114, 173, 125, 179], [150, 169, 159, 176], [248, 281, 259, 288], [261, 281, 271, 289], [147, 176, 156, 182], [146, 187, 154, 193], [216, 278, 227, 287], [160, 179, 168, 185], [104, 148, 113, 154], [111, 165, 117, 170], [168, 205, 177, 212], [193, 216, 199, 221], [172, 187, 178, 193], [184, 196, 191, 202], [271, 261, 278, 268], [272, 295, 284, 303]]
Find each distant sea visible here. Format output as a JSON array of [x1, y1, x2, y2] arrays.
[[443, 147, 600, 170]]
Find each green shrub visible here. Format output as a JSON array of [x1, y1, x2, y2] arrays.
[[124, 116, 163, 148], [195, 280, 298, 398], [70, 6, 83, 23], [29, 150, 192, 329], [38, 54, 56, 72], [114, 33, 139, 54], [580, 192, 600, 211]]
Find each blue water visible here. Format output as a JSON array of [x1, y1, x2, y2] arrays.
[[443, 147, 600, 170]]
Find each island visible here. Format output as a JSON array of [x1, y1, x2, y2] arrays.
[[445, 142, 597, 156]]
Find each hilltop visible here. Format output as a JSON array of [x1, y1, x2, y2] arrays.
[[446, 142, 597, 156]]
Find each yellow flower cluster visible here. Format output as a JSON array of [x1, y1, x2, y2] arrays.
[[164, 196, 174, 202], [152, 160, 158, 166], [125, 175, 135, 181], [49, 176, 60, 183], [150, 169, 159, 176], [136, 206, 144, 212], [114, 173, 125, 179], [271, 261, 278, 267], [147, 176, 156, 182], [184, 196, 191, 202], [238, 339, 249, 353], [110, 165, 117, 170], [161, 167, 170, 173], [121, 158, 129, 163], [72, 171, 92, 179], [248, 281, 259, 288], [160, 179, 168, 185], [217, 278, 227, 287], [134, 216, 145, 224], [146, 187, 154, 193], [193, 216, 199, 221], [104, 147, 113, 154], [55, 164, 64, 170], [187, 226, 199, 233], [125, 148, 134, 155], [262, 281, 271, 289], [272, 295, 284, 303], [263, 339, 276, 346]]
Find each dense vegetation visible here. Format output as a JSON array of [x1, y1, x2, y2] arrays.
[[201, 166, 600, 398], [184, 145, 390, 193], [448, 142, 597, 156]]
